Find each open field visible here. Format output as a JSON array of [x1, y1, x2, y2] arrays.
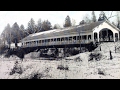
[[0, 42, 120, 79]]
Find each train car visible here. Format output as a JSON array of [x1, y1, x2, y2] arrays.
[[20, 20, 120, 57]]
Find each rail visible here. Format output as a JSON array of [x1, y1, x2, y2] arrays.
[[23, 39, 93, 48]]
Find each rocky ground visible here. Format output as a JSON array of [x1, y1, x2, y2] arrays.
[[0, 42, 120, 79]]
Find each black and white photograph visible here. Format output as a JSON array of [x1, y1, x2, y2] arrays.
[[0, 11, 120, 79]]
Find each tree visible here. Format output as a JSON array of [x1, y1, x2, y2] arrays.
[[63, 15, 72, 27], [53, 24, 61, 29], [11, 22, 20, 47], [37, 19, 42, 32], [116, 11, 120, 29], [41, 20, 52, 31], [19, 24, 25, 39], [91, 11, 96, 22], [72, 19, 76, 26], [1, 24, 11, 47], [27, 18, 36, 34], [98, 11, 110, 21], [79, 20, 85, 25], [82, 14, 91, 24], [112, 22, 116, 26]]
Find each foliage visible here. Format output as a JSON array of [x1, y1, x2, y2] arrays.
[[91, 11, 96, 22], [53, 24, 61, 29], [63, 15, 72, 27], [89, 52, 102, 61], [9, 61, 23, 75], [41, 20, 52, 31]]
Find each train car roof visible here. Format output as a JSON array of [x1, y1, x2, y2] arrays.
[[22, 21, 104, 42]]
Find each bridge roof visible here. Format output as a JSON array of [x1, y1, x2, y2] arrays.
[[22, 21, 104, 42]]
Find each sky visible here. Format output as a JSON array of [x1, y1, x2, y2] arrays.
[[0, 11, 117, 35]]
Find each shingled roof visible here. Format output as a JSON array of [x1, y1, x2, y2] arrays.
[[22, 21, 104, 42]]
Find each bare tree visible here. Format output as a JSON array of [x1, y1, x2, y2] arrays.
[[83, 14, 92, 24], [1, 24, 11, 48], [98, 11, 116, 21], [72, 19, 76, 26], [112, 22, 116, 26], [116, 11, 120, 29]]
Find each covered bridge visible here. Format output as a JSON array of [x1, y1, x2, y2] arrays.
[[21, 20, 120, 48]]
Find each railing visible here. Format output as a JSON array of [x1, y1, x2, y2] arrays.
[[23, 39, 93, 48]]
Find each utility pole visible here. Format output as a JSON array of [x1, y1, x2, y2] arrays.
[[76, 27, 81, 53]]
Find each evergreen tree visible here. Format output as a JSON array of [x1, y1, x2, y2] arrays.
[[53, 24, 61, 29], [37, 19, 42, 32], [11, 22, 20, 47], [19, 24, 25, 39], [91, 11, 96, 22], [41, 20, 52, 31], [27, 18, 36, 34], [63, 15, 72, 27]]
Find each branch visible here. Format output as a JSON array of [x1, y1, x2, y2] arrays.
[[108, 11, 113, 19], [102, 11, 108, 20], [108, 15, 117, 20]]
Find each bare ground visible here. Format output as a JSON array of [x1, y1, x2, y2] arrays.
[[0, 42, 120, 79]]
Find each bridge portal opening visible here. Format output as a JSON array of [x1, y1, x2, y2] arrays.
[[99, 28, 113, 42], [93, 28, 119, 42]]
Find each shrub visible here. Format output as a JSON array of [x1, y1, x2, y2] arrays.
[[0, 44, 8, 55], [9, 61, 23, 75], [89, 52, 102, 61], [74, 57, 82, 62], [57, 65, 69, 70], [98, 68, 105, 75], [29, 72, 43, 79]]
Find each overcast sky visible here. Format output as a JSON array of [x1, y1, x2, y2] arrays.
[[0, 11, 117, 35]]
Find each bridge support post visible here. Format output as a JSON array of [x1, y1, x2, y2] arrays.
[[97, 32, 99, 42], [113, 33, 115, 42]]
